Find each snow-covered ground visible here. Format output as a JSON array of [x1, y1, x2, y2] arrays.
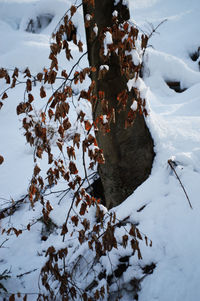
[[0, 0, 200, 300]]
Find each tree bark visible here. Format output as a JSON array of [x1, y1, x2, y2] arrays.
[[83, 0, 155, 209]]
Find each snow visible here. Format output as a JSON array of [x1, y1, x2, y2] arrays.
[[114, 0, 120, 5], [100, 65, 109, 71], [85, 14, 92, 21], [112, 10, 118, 17], [93, 24, 98, 35], [102, 115, 108, 124], [131, 100, 137, 112], [128, 77, 148, 99], [144, 48, 200, 89], [0, 0, 200, 300], [130, 49, 142, 66], [103, 31, 113, 56]]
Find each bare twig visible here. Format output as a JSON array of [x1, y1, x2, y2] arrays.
[[62, 179, 86, 242], [142, 19, 167, 58], [0, 195, 28, 220], [0, 238, 9, 248], [51, 2, 83, 38], [82, 144, 91, 188], [17, 268, 38, 278], [44, 51, 88, 113], [168, 159, 193, 209], [147, 19, 167, 41]]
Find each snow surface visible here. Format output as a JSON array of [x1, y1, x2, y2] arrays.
[[0, 0, 200, 300]]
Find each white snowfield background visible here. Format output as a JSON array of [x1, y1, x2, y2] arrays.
[[0, 0, 200, 300]]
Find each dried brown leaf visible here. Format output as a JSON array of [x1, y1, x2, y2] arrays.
[[0, 155, 4, 165], [34, 164, 41, 176], [28, 93, 34, 103], [71, 215, 79, 226], [70, 5, 77, 17], [80, 202, 87, 216], [69, 161, 78, 175], [26, 79, 32, 92], [56, 141, 63, 152], [40, 86, 46, 98], [9, 294, 15, 301], [122, 235, 128, 248], [2, 92, 8, 100]]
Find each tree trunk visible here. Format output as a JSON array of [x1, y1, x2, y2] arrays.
[[83, 0, 155, 209]]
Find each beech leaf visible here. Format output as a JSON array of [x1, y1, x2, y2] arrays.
[[0, 155, 4, 165], [2, 92, 8, 100], [40, 86, 46, 98]]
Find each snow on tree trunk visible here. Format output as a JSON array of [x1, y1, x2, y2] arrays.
[[83, 0, 155, 209]]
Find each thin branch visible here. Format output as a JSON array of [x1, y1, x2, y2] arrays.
[[17, 268, 38, 278], [82, 144, 91, 188], [51, 2, 83, 38], [58, 189, 71, 205], [142, 19, 167, 58], [147, 19, 167, 41], [0, 238, 9, 248], [168, 159, 193, 209], [62, 179, 86, 242], [0, 195, 28, 220], [43, 187, 70, 197], [44, 51, 88, 113]]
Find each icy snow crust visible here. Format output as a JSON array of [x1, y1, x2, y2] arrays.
[[0, 0, 200, 300]]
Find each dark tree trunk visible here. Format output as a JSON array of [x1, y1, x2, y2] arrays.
[[83, 0, 155, 209]]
